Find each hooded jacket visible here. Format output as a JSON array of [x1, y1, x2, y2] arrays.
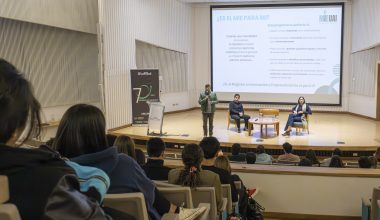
[[71, 147, 160, 220], [0, 144, 108, 220]]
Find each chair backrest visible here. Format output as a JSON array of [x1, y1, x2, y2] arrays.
[[370, 187, 380, 220], [191, 187, 217, 220], [234, 181, 242, 190], [157, 186, 194, 208], [259, 108, 280, 117], [221, 184, 233, 214], [0, 176, 21, 220], [104, 193, 148, 220]]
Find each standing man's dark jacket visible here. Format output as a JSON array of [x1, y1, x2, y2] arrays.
[[142, 159, 171, 180], [201, 165, 238, 202], [0, 144, 108, 220]]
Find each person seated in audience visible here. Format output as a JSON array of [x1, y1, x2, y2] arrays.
[[305, 149, 320, 166], [255, 145, 273, 164], [135, 149, 146, 165], [282, 96, 312, 136], [246, 152, 257, 164], [53, 104, 204, 220], [228, 143, 246, 162], [229, 94, 250, 133], [142, 137, 171, 180], [168, 143, 222, 209], [298, 158, 313, 167], [369, 156, 378, 168], [106, 133, 118, 147], [321, 148, 342, 167], [277, 142, 300, 163], [329, 155, 345, 168], [0, 59, 109, 219], [374, 147, 380, 162], [358, 156, 372, 168], [114, 135, 136, 159], [214, 155, 250, 213], [200, 137, 239, 203]]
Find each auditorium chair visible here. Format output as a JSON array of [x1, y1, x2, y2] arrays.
[[227, 109, 245, 130], [104, 192, 179, 220], [0, 176, 21, 220], [293, 114, 310, 135], [157, 187, 210, 220], [221, 184, 234, 215], [362, 187, 380, 220], [191, 187, 227, 220]]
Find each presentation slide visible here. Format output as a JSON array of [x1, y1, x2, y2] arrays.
[[211, 4, 343, 105]]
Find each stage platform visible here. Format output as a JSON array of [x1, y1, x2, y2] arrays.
[[111, 109, 380, 156]]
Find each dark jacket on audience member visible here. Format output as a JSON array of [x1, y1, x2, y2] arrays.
[[228, 153, 246, 162], [202, 165, 238, 202], [142, 159, 171, 180], [71, 146, 160, 220], [0, 144, 109, 220]]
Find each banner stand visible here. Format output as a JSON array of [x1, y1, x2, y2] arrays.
[[147, 102, 165, 136]]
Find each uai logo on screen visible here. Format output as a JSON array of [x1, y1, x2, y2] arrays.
[[319, 10, 337, 23]]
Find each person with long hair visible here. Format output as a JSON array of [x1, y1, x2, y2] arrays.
[[114, 135, 136, 159], [329, 155, 345, 168], [54, 104, 205, 220], [0, 59, 108, 219], [282, 96, 312, 136], [305, 149, 320, 166], [168, 144, 222, 208]]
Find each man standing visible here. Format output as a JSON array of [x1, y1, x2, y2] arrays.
[[229, 94, 250, 133], [198, 84, 218, 136]]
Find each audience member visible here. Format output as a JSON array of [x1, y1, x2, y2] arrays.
[[375, 147, 380, 162], [246, 152, 256, 164], [135, 149, 146, 165], [255, 145, 273, 164], [54, 104, 203, 220], [168, 144, 222, 208], [200, 137, 238, 203], [358, 156, 372, 168], [298, 158, 313, 167], [321, 148, 342, 167], [214, 155, 249, 214], [277, 142, 300, 163], [305, 149, 320, 166], [369, 156, 378, 168], [106, 133, 117, 147], [0, 59, 108, 219], [329, 155, 344, 168], [228, 143, 246, 162], [142, 137, 171, 180], [114, 135, 136, 159]]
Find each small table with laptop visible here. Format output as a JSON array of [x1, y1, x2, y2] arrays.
[[248, 117, 280, 138]]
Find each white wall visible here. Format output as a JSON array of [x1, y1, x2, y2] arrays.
[[351, 0, 380, 52], [236, 170, 376, 217], [99, 0, 194, 129], [192, 1, 352, 112], [0, 0, 98, 34]]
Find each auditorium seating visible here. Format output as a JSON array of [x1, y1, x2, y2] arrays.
[[221, 184, 233, 215], [362, 187, 380, 220], [0, 176, 21, 220]]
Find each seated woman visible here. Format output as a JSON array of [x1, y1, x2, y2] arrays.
[[53, 104, 204, 220], [282, 96, 312, 136], [168, 144, 222, 209]]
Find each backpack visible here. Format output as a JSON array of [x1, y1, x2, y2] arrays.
[[238, 189, 265, 220]]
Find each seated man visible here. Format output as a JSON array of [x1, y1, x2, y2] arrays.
[[200, 137, 238, 203], [229, 94, 250, 133], [255, 145, 273, 164], [142, 137, 171, 180], [228, 143, 246, 162], [277, 142, 300, 163]]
